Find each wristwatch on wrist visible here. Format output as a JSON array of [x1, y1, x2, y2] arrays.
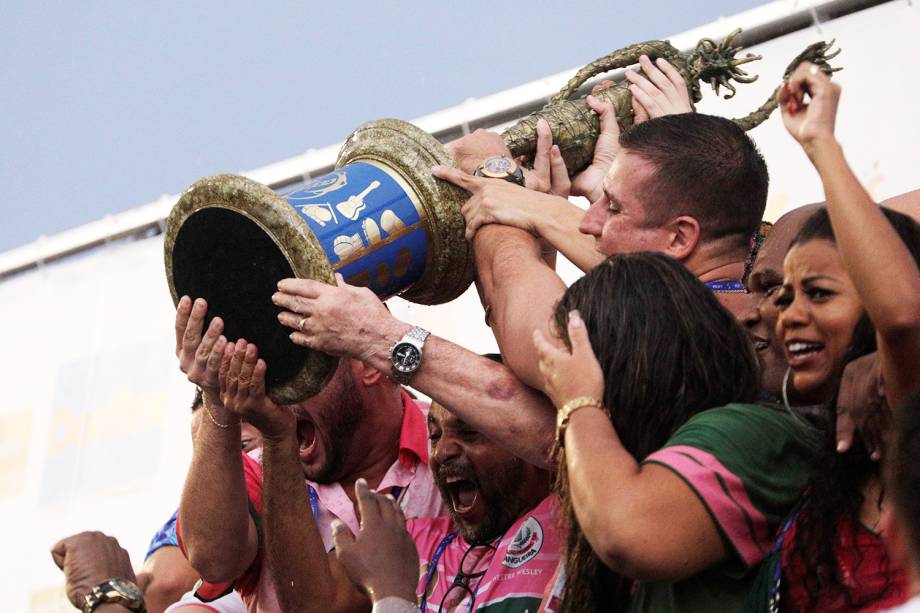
[[473, 155, 525, 186], [389, 326, 431, 384], [83, 577, 146, 613]]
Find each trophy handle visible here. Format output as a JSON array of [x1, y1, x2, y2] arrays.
[[550, 40, 682, 105]]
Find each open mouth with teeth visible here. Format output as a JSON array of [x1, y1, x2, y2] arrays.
[[785, 340, 825, 366], [444, 476, 480, 515]]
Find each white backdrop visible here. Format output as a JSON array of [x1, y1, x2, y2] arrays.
[[3, 2, 919, 611]]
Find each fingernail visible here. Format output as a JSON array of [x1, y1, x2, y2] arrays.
[[836, 441, 846, 452], [431, 165, 443, 173], [586, 94, 595, 103], [537, 118, 548, 128], [551, 145, 559, 154]]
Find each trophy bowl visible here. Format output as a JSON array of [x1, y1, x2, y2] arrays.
[[164, 119, 473, 403]]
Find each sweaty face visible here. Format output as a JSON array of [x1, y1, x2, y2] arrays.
[[775, 239, 865, 403], [291, 362, 363, 483], [578, 152, 672, 256], [742, 206, 817, 398], [427, 403, 547, 544]]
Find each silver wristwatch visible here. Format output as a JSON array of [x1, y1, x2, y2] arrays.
[[389, 326, 430, 384]]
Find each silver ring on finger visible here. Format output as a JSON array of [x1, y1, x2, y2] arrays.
[[297, 316, 308, 331]]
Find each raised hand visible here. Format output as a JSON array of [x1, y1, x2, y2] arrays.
[[626, 55, 694, 122], [432, 164, 563, 240], [570, 95, 620, 203], [219, 339, 294, 440], [333, 479, 419, 603], [777, 61, 841, 152], [446, 128, 513, 175], [175, 296, 228, 397], [532, 310, 604, 411], [273, 274, 403, 360], [51, 531, 137, 609], [523, 118, 572, 197]]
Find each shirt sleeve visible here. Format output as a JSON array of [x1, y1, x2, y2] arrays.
[[643, 403, 819, 571]]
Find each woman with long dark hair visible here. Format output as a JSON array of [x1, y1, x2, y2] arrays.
[[754, 64, 920, 612], [534, 252, 821, 612]]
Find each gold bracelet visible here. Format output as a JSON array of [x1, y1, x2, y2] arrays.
[[556, 396, 603, 448], [204, 396, 240, 429]]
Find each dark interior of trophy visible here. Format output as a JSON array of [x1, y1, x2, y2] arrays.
[[171, 207, 307, 389]]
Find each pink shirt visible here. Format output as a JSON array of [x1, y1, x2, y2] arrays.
[[411, 496, 561, 612], [185, 393, 446, 613]]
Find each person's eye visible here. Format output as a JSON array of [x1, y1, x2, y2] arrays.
[[241, 439, 252, 451], [427, 431, 441, 443], [764, 285, 780, 299], [806, 287, 834, 301]]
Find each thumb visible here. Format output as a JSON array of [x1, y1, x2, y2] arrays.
[[335, 272, 347, 287], [332, 519, 356, 553], [567, 310, 593, 355], [51, 540, 67, 570]]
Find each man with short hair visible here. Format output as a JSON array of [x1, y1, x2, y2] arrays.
[[277, 110, 770, 422], [173, 297, 444, 612]]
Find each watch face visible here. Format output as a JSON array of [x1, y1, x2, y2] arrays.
[[110, 578, 143, 600], [392, 342, 422, 373], [482, 156, 514, 176]]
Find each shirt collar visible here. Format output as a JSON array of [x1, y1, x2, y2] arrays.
[[398, 389, 429, 468]]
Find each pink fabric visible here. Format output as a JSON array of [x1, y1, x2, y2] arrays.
[[645, 444, 770, 566], [239, 396, 445, 612], [410, 496, 561, 612]]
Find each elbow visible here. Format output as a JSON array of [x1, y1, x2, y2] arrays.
[[186, 545, 250, 585], [877, 309, 920, 339], [589, 530, 691, 584]]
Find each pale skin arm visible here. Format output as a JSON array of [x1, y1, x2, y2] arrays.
[[533, 313, 727, 581], [780, 64, 920, 409], [271, 276, 556, 468], [220, 341, 369, 613], [174, 296, 258, 583]]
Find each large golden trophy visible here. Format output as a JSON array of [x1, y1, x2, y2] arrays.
[[164, 31, 839, 403]]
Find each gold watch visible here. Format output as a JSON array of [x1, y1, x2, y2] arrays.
[[473, 156, 525, 186], [82, 577, 146, 613]]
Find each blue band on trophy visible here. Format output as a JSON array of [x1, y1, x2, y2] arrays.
[[284, 162, 428, 296]]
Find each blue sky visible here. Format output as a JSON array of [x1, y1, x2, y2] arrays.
[[0, 1, 766, 253]]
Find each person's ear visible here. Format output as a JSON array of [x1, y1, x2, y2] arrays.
[[663, 215, 701, 261], [349, 358, 384, 387]]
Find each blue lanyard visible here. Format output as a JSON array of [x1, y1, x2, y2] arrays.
[[307, 484, 405, 520], [705, 279, 747, 293], [418, 531, 458, 612]]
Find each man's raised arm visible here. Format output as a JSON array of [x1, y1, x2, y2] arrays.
[[174, 297, 258, 583], [272, 279, 556, 468]]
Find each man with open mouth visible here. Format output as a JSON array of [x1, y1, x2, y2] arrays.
[[172, 299, 446, 612], [304, 400, 560, 613]]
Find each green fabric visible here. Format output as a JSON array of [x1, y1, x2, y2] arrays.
[[629, 403, 820, 613]]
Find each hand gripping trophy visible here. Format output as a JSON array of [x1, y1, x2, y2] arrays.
[[164, 30, 839, 402]]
